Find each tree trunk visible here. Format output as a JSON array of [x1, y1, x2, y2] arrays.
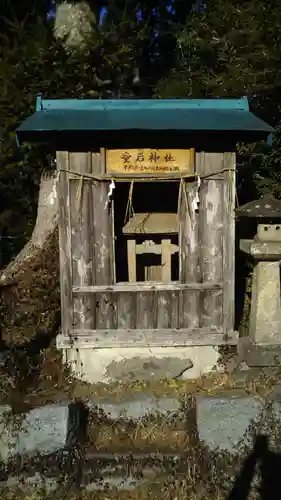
[[0, 169, 61, 346]]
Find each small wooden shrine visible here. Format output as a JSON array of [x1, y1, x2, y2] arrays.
[[17, 97, 273, 355]]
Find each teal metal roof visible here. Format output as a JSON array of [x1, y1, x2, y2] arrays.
[[16, 96, 273, 147]]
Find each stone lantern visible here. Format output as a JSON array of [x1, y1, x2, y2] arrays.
[[236, 194, 281, 345]]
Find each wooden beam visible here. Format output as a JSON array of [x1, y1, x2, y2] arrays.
[[56, 152, 73, 336], [223, 153, 236, 333], [178, 179, 200, 328], [69, 152, 95, 331], [92, 153, 116, 329], [161, 238, 172, 282], [198, 152, 223, 329], [127, 239, 136, 282], [72, 282, 223, 293], [135, 242, 178, 255], [56, 328, 238, 348]]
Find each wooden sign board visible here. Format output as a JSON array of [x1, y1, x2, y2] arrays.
[[105, 149, 194, 175]]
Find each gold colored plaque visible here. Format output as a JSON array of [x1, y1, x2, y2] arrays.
[[105, 148, 194, 175]]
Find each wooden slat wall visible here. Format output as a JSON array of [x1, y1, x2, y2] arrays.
[[57, 149, 235, 340], [112, 290, 179, 330], [60, 152, 116, 332]]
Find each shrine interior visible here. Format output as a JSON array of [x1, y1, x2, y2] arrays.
[[113, 181, 180, 283]]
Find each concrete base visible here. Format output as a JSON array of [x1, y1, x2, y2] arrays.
[[250, 261, 281, 344], [238, 336, 281, 367], [63, 346, 220, 384]]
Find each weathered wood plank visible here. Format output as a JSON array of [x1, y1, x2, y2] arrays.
[[136, 291, 157, 329], [127, 239, 137, 281], [57, 329, 238, 348], [56, 151, 73, 336], [171, 291, 179, 328], [196, 152, 225, 179], [157, 291, 171, 328], [223, 153, 236, 333], [92, 153, 116, 329], [197, 153, 223, 329], [135, 242, 178, 255], [107, 170, 116, 286], [145, 262, 162, 281], [73, 282, 223, 293], [117, 292, 136, 328], [95, 292, 117, 329], [123, 213, 178, 234], [161, 238, 172, 282], [179, 180, 200, 328], [69, 152, 95, 331]]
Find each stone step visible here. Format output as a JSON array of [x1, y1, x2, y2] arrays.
[[2, 387, 281, 467], [0, 395, 193, 463], [1, 451, 184, 492], [1, 464, 164, 493]]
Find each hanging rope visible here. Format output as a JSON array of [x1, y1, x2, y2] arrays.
[[124, 180, 135, 224], [58, 166, 236, 183], [75, 175, 84, 211]]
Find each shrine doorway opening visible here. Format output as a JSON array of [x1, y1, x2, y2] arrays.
[[113, 181, 180, 283]]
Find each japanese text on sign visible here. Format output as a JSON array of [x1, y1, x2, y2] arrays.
[[105, 149, 194, 175]]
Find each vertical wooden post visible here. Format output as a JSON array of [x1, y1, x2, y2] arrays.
[[179, 180, 200, 328], [161, 238, 172, 282], [222, 153, 236, 334], [92, 152, 116, 329], [127, 239, 137, 282], [56, 151, 73, 337], [69, 152, 95, 331], [197, 153, 223, 330]]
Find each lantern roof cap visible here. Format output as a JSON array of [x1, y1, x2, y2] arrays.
[[236, 194, 281, 218]]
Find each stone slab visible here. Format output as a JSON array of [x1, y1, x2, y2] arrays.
[[196, 392, 262, 453], [196, 390, 281, 454], [0, 404, 69, 462], [91, 395, 182, 420], [106, 356, 193, 382], [16, 404, 69, 456]]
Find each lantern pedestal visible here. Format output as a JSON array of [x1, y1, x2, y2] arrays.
[[240, 238, 281, 345]]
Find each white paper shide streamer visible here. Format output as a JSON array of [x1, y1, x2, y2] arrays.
[[105, 180, 115, 210]]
